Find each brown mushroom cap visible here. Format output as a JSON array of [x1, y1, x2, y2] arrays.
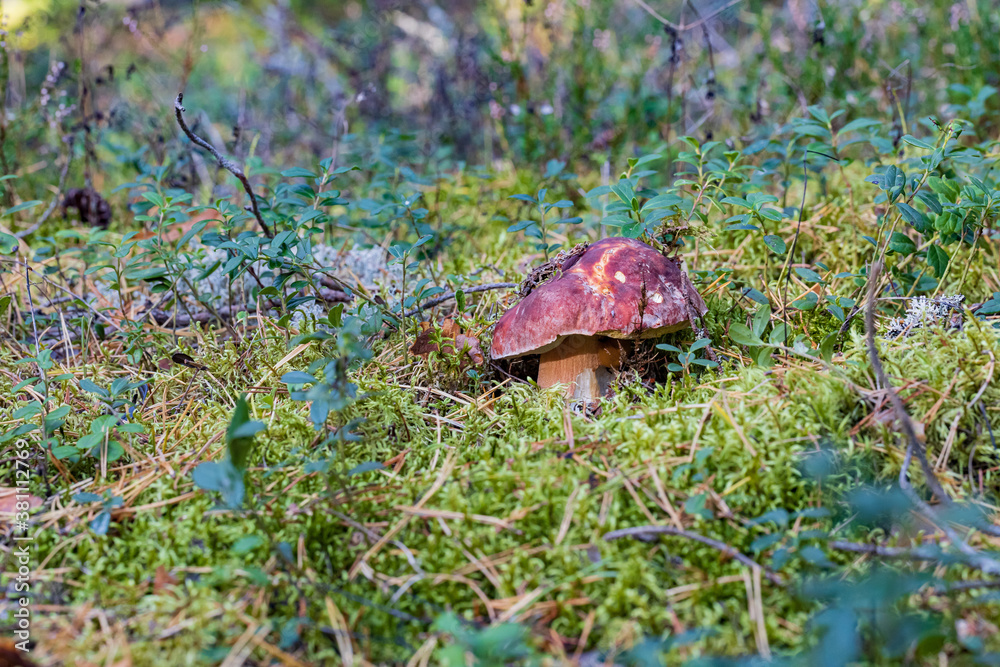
[[490, 237, 707, 360]]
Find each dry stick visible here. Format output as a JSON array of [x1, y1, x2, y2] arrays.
[[782, 152, 809, 352], [829, 536, 1000, 584], [403, 282, 517, 318], [864, 260, 950, 504], [23, 258, 49, 419], [603, 525, 784, 586], [173, 92, 272, 238], [865, 261, 1000, 572], [898, 443, 1000, 573]]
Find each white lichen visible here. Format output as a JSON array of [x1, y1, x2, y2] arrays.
[[884, 294, 965, 339]]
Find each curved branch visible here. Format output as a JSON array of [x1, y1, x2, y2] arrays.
[[173, 93, 272, 238]]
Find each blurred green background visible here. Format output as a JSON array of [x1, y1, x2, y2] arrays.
[[5, 0, 997, 183]]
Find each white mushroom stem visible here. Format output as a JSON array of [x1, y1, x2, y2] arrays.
[[536, 335, 623, 400]]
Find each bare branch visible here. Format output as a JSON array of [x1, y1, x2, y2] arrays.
[[603, 524, 785, 586], [830, 538, 1000, 579], [864, 260, 950, 503], [173, 92, 272, 238], [864, 260, 1000, 574], [403, 282, 517, 318]]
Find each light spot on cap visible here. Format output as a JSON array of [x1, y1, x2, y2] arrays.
[[649, 292, 664, 304], [614, 271, 626, 283]]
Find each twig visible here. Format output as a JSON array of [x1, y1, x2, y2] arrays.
[[864, 260, 950, 504], [403, 282, 517, 318], [173, 93, 272, 238], [830, 539, 1000, 581], [930, 578, 1000, 593], [781, 151, 809, 351], [629, 0, 743, 32], [0, 257, 121, 332], [829, 540, 947, 561], [864, 261, 1000, 572], [17, 136, 76, 239], [603, 524, 784, 586], [678, 0, 744, 30]]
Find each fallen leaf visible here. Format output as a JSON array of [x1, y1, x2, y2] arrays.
[[153, 565, 179, 594]]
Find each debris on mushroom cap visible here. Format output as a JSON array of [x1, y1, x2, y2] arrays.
[[490, 237, 707, 360]]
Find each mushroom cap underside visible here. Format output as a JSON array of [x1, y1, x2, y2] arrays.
[[490, 237, 707, 360]]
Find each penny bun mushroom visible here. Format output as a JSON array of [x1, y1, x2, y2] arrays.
[[490, 237, 707, 400]]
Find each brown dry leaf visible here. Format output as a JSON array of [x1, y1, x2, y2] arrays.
[[410, 318, 484, 366], [0, 487, 43, 518], [153, 565, 179, 594]]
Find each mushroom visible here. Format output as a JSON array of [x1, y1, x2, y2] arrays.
[[490, 237, 707, 400]]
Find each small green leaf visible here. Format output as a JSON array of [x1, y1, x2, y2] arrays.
[[792, 292, 819, 310], [226, 395, 265, 471], [641, 194, 684, 211], [901, 135, 933, 150], [888, 232, 917, 255], [232, 535, 266, 554], [507, 220, 535, 233], [79, 378, 110, 397], [750, 508, 789, 527], [794, 267, 825, 284], [3, 200, 43, 217], [0, 232, 18, 254], [820, 333, 837, 362], [348, 461, 384, 476], [90, 512, 111, 536], [763, 234, 786, 254], [751, 533, 785, 553], [896, 202, 929, 233], [280, 167, 318, 179], [838, 118, 881, 134], [729, 323, 764, 347], [926, 244, 949, 278], [752, 306, 771, 338], [689, 338, 711, 352], [741, 288, 770, 305], [721, 196, 750, 208], [799, 545, 835, 568]]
